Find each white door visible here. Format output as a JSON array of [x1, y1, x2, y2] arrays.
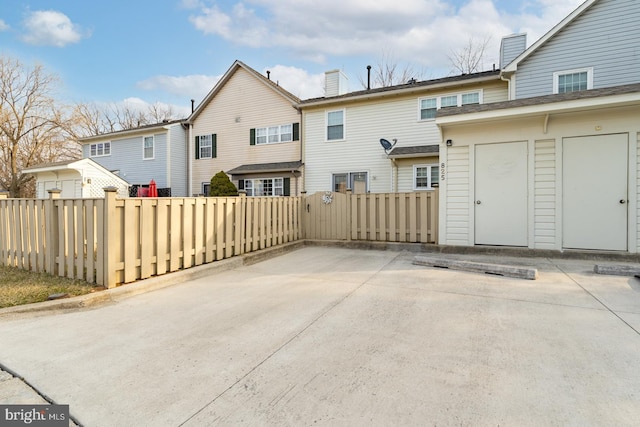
[[475, 141, 528, 246], [563, 134, 628, 251]]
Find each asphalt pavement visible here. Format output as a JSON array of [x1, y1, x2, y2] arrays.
[[1, 246, 639, 426]]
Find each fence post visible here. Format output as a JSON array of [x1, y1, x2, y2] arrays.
[[346, 189, 352, 241], [103, 187, 118, 288], [0, 191, 8, 266], [45, 189, 61, 275]]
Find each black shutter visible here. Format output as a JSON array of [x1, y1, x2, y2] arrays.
[[195, 135, 200, 159], [292, 123, 299, 141], [238, 179, 245, 190], [283, 177, 291, 196], [249, 128, 256, 145], [212, 134, 217, 158]]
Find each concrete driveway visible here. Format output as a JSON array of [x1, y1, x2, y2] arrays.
[[1, 246, 639, 426]]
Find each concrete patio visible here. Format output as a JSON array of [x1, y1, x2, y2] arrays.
[[1, 246, 639, 426]]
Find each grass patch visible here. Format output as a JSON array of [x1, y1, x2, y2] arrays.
[[0, 265, 104, 309]]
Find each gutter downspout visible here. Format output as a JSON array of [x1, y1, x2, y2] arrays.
[[390, 158, 398, 192], [500, 71, 512, 100]]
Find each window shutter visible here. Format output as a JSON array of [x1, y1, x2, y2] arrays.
[[292, 123, 299, 141], [283, 177, 291, 196], [250, 128, 256, 145], [212, 134, 217, 158], [238, 179, 245, 190], [195, 136, 200, 159]]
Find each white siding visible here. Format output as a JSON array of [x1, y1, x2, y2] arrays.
[[303, 80, 506, 194], [636, 132, 640, 251], [445, 146, 470, 245], [534, 139, 556, 248], [396, 158, 439, 192], [191, 67, 301, 195], [168, 124, 188, 196], [515, 0, 640, 98]]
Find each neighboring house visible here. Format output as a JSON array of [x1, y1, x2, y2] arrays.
[[299, 69, 508, 194], [436, 0, 640, 253], [23, 158, 129, 199], [79, 119, 188, 196], [187, 60, 303, 197]]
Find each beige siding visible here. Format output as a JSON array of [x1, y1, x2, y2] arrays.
[[396, 157, 439, 192], [191, 67, 301, 195], [482, 81, 509, 104], [445, 146, 470, 245], [636, 132, 640, 251], [534, 139, 556, 248]]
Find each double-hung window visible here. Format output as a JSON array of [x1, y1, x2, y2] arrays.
[[143, 136, 154, 160], [90, 142, 111, 157], [196, 134, 216, 159], [414, 164, 439, 190], [554, 68, 593, 94], [327, 110, 344, 141], [243, 178, 285, 196], [252, 124, 295, 145], [420, 98, 437, 119], [419, 91, 481, 121]]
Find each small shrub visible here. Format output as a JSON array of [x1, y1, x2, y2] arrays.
[[209, 171, 238, 197]]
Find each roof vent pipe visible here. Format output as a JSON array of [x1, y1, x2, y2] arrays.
[[367, 65, 372, 90], [191, 99, 195, 113], [267, 70, 271, 80]]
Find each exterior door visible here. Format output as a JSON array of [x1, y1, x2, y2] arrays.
[[475, 141, 528, 246], [563, 134, 628, 251]]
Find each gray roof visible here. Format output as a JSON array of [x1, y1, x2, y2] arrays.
[[388, 145, 439, 158], [299, 70, 501, 105], [437, 83, 640, 117], [227, 161, 303, 175]]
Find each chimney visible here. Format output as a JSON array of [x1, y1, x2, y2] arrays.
[[500, 33, 527, 69], [191, 99, 195, 113], [367, 65, 372, 90], [324, 69, 349, 97], [266, 70, 271, 80]]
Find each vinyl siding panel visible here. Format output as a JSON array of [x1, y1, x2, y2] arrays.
[[534, 139, 557, 248], [445, 146, 470, 245], [500, 34, 527, 69], [191, 67, 301, 195], [396, 157, 439, 192], [516, 0, 640, 98], [636, 132, 640, 251], [303, 80, 505, 194], [168, 124, 188, 196], [83, 131, 171, 188]]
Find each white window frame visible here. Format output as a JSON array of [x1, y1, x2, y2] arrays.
[[553, 67, 593, 94], [143, 135, 154, 160], [418, 90, 483, 121], [413, 164, 439, 190], [326, 109, 345, 142], [243, 177, 284, 197], [199, 134, 212, 159], [331, 171, 368, 193], [255, 124, 293, 145], [89, 142, 111, 157]]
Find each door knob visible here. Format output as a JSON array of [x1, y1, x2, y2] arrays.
[[476, 200, 481, 205], [619, 199, 626, 204]]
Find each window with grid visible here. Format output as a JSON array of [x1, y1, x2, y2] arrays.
[[243, 178, 284, 197], [414, 165, 439, 190], [254, 124, 293, 145], [420, 98, 437, 119], [558, 72, 588, 93], [199, 134, 212, 158], [327, 110, 344, 141], [90, 142, 111, 157], [143, 136, 154, 159], [461, 92, 480, 105]]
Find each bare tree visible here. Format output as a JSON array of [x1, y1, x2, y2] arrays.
[[448, 36, 492, 75], [0, 56, 79, 197], [358, 51, 427, 89], [73, 101, 179, 138]]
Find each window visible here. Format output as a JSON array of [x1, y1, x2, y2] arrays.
[[332, 172, 368, 194], [420, 98, 437, 120], [327, 110, 344, 141], [419, 91, 482, 121], [143, 136, 154, 160], [553, 68, 593, 94], [196, 134, 216, 159], [414, 165, 439, 190], [243, 178, 287, 196], [202, 183, 210, 196], [89, 142, 111, 157], [252, 124, 295, 145]]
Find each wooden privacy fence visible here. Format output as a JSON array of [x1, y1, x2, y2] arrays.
[[303, 190, 439, 243], [0, 190, 301, 288]]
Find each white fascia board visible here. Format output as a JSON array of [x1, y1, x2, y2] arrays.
[[436, 91, 640, 126]]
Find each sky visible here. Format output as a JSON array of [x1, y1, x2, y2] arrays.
[[0, 0, 585, 117]]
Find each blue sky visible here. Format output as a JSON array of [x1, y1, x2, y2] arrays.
[[0, 0, 584, 117]]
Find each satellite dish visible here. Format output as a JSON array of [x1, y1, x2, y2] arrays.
[[379, 138, 397, 153]]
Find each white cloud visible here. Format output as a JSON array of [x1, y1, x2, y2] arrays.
[[0, 19, 9, 31], [21, 10, 86, 47], [263, 65, 325, 99], [187, 0, 586, 73], [136, 74, 222, 103]]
